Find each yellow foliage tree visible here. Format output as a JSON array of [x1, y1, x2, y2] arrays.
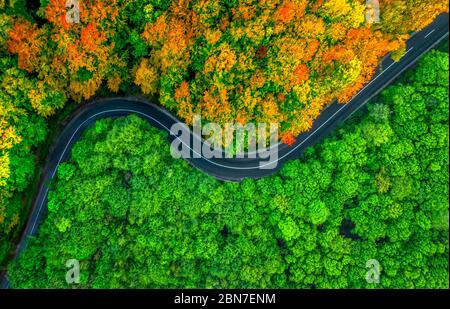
[[134, 58, 159, 95]]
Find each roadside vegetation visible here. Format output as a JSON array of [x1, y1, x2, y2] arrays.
[[7, 50, 449, 288], [2, 1, 449, 141]]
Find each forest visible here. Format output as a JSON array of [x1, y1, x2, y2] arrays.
[[0, 2, 448, 266], [2, 0, 448, 144], [6, 49, 449, 288]]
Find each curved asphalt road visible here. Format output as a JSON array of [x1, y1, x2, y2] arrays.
[[0, 13, 448, 289]]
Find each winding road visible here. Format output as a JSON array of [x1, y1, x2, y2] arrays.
[[0, 13, 448, 289]]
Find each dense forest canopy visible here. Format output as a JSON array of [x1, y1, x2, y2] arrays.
[[7, 50, 449, 288], [0, 2, 448, 262], [2, 1, 449, 142]]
